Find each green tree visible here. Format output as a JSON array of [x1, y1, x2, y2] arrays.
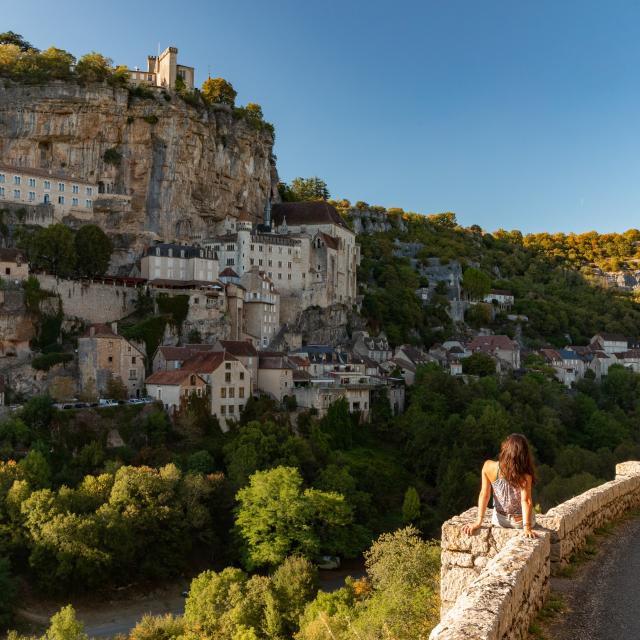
[[74, 225, 113, 278], [289, 177, 330, 201], [402, 486, 421, 524], [105, 376, 128, 401], [39, 47, 75, 79], [128, 613, 185, 640], [75, 52, 113, 82], [44, 605, 88, 640], [462, 267, 491, 300], [0, 32, 36, 51], [462, 352, 496, 377], [28, 224, 77, 277], [201, 77, 237, 106], [19, 450, 51, 489], [235, 466, 352, 569]]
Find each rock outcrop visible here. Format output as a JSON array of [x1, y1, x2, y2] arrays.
[[0, 81, 278, 246]]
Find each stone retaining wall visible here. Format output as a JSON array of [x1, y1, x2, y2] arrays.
[[430, 461, 640, 640]]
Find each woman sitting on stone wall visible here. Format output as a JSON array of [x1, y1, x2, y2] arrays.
[[462, 433, 537, 538]]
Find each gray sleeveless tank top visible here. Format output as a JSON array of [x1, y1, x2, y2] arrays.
[[492, 464, 521, 515]]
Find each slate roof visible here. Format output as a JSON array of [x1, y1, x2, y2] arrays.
[[143, 243, 214, 259], [271, 201, 350, 231], [219, 267, 239, 278], [157, 344, 214, 362], [0, 248, 26, 263], [468, 335, 518, 351]]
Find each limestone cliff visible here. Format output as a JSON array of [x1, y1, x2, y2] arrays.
[[0, 81, 278, 244]]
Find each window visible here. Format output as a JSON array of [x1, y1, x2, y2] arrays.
[[288, 274, 292, 280], [194, 297, 199, 304], [129, 369, 137, 379], [108, 356, 113, 363], [85, 199, 92, 208], [240, 372, 245, 380], [268, 260, 272, 267], [239, 387, 245, 398], [14, 189, 20, 199], [86, 186, 92, 195], [250, 244, 254, 251], [72, 197, 78, 206], [278, 261, 282, 268], [58, 182, 64, 192], [132, 357, 136, 364], [229, 388, 235, 398], [190, 375, 196, 385], [29, 178, 36, 187], [0, 174, 4, 183], [58, 195, 64, 204], [221, 405, 226, 415], [44, 180, 50, 189], [14, 176, 20, 185], [0, 187, 4, 196], [228, 404, 234, 414], [28, 191, 35, 202], [221, 388, 227, 398], [72, 184, 79, 193], [225, 372, 231, 383], [250, 258, 255, 265], [5, 268, 10, 275], [225, 362, 231, 370], [288, 262, 292, 269], [226, 258, 235, 266], [278, 273, 282, 280]]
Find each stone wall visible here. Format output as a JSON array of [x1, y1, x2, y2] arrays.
[[37, 274, 140, 324], [430, 461, 640, 640]]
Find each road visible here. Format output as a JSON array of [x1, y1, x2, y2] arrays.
[[547, 514, 640, 640], [17, 564, 365, 638]]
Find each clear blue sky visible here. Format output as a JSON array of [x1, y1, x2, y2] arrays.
[[5, 0, 640, 233]]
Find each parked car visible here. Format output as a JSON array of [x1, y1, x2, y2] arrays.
[[128, 398, 144, 405], [99, 399, 118, 407]]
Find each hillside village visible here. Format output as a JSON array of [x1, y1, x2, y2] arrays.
[[0, 40, 639, 438]]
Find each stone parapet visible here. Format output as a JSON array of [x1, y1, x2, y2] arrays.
[[430, 461, 640, 640]]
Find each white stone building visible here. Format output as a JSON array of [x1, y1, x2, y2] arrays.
[[0, 163, 95, 220], [141, 243, 218, 283]]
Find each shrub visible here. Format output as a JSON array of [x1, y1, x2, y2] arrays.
[[103, 147, 122, 166], [129, 84, 155, 100], [31, 352, 73, 371], [142, 114, 158, 125]]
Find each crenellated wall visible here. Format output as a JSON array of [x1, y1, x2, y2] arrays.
[[430, 461, 640, 640]]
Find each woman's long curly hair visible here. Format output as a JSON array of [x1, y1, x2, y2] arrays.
[[498, 433, 536, 488]]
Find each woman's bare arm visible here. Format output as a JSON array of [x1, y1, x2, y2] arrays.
[[520, 474, 537, 538], [462, 460, 492, 535]]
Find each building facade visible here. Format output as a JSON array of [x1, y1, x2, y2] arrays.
[[0, 248, 29, 281], [141, 243, 218, 283], [144, 370, 207, 414], [0, 164, 95, 220], [127, 46, 195, 90], [78, 324, 146, 397]]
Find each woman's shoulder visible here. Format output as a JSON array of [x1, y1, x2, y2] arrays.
[[482, 459, 498, 475]]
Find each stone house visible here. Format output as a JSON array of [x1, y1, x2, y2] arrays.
[[483, 289, 515, 310], [257, 352, 295, 401], [0, 248, 29, 281], [614, 349, 640, 373], [181, 351, 251, 431], [214, 340, 258, 392], [351, 331, 393, 363], [152, 344, 215, 372], [78, 324, 146, 398], [239, 268, 280, 348], [467, 334, 521, 370], [144, 370, 207, 414], [590, 333, 628, 355]]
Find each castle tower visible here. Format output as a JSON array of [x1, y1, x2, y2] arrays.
[[237, 211, 253, 274], [157, 46, 179, 88]]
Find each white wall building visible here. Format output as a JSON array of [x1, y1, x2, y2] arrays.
[[127, 46, 195, 90], [141, 243, 218, 283], [0, 163, 95, 220]]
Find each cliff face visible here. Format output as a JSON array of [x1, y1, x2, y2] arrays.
[[0, 81, 278, 243]]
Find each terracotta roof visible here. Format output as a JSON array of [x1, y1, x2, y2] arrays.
[[0, 248, 26, 263], [288, 355, 310, 367], [157, 344, 214, 362], [259, 353, 296, 370], [82, 323, 118, 338], [271, 201, 350, 231], [237, 210, 252, 222], [145, 370, 205, 385], [218, 340, 258, 358], [181, 351, 236, 373]]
